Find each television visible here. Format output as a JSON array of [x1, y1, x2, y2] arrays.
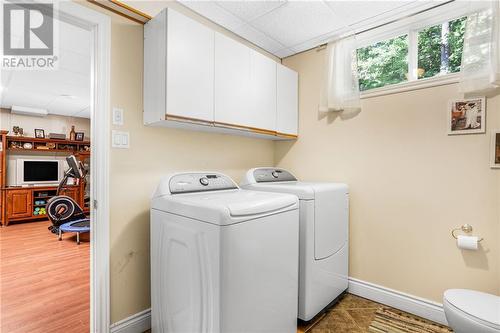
[[15, 159, 65, 186]]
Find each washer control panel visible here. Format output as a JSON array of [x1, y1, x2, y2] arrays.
[[169, 173, 238, 194], [253, 168, 297, 183]]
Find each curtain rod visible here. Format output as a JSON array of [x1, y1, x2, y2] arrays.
[[287, 0, 456, 57]]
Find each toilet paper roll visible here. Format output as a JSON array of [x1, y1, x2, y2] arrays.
[[457, 235, 479, 250]]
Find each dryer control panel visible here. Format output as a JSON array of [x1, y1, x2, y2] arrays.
[[253, 168, 297, 183], [169, 172, 238, 194]]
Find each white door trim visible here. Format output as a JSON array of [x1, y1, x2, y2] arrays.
[[57, 2, 111, 332], [348, 277, 448, 326]]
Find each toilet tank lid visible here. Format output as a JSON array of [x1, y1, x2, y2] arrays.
[[444, 289, 500, 327]]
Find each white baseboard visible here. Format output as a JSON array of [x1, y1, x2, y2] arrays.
[[109, 278, 447, 332], [110, 308, 151, 333], [348, 277, 448, 326]]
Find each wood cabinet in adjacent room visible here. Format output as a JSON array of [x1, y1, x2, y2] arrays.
[[62, 187, 80, 203], [6, 189, 32, 219]]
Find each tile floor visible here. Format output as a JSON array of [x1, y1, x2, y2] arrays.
[[299, 293, 386, 332], [299, 293, 451, 333], [143, 293, 451, 333]]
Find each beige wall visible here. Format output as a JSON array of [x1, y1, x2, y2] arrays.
[[0, 108, 90, 139], [276, 49, 500, 302], [100, 6, 276, 323]]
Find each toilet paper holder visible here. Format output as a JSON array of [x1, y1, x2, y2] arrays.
[[451, 224, 483, 242]]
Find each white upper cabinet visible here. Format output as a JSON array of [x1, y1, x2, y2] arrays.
[[214, 32, 252, 127], [276, 64, 298, 136], [249, 50, 277, 131], [144, 8, 298, 140], [167, 10, 214, 122], [144, 8, 214, 123], [214, 34, 277, 132]]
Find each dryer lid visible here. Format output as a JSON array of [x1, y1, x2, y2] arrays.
[[444, 289, 500, 328]]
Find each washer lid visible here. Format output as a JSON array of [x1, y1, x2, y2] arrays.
[[444, 289, 500, 328], [152, 189, 298, 225]]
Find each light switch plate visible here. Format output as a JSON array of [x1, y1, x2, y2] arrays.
[[112, 107, 124, 126], [112, 130, 130, 149]]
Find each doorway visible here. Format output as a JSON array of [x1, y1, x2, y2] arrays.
[[0, 2, 110, 332]]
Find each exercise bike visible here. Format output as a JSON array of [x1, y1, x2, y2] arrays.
[[47, 155, 89, 243]]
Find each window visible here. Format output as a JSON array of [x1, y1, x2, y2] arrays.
[[357, 35, 409, 91], [356, 16, 467, 92], [417, 17, 467, 79]]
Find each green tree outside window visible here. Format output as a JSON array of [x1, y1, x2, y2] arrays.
[[356, 16, 467, 92]]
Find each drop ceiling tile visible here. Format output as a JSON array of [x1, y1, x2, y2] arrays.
[[0, 89, 54, 110], [46, 96, 89, 116], [72, 108, 91, 119], [233, 24, 285, 53], [1, 18, 91, 118], [179, 0, 246, 31], [215, 0, 286, 23], [324, 1, 411, 27], [59, 20, 91, 57], [250, 1, 345, 48], [58, 50, 91, 76], [289, 28, 344, 54], [273, 48, 295, 59]]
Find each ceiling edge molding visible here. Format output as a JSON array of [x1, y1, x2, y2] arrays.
[[86, 0, 151, 24]]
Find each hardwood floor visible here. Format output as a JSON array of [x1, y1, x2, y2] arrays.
[[0, 220, 89, 333]]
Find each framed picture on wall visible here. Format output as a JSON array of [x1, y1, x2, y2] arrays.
[[75, 132, 85, 141], [34, 129, 45, 139], [491, 130, 500, 169], [448, 97, 486, 135]]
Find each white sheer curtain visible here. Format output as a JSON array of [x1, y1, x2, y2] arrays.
[[319, 36, 361, 112], [459, 0, 500, 94]]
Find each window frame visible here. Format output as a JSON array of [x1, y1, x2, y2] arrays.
[[356, 1, 487, 98]]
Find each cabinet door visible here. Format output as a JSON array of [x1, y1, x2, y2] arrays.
[[7, 190, 32, 219], [144, 8, 167, 125], [276, 64, 298, 135], [167, 9, 214, 122], [249, 50, 276, 131], [214, 32, 251, 127]]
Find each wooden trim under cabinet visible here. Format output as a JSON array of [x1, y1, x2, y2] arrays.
[[213, 121, 277, 136], [276, 132, 298, 139], [163, 114, 298, 140], [165, 114, 213, 126]]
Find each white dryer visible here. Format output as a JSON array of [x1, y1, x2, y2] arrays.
[[151, 172, 300, 333], [241, 168, 349, 321]]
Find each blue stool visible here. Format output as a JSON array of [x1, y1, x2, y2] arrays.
[[59, 219, 90, 245]]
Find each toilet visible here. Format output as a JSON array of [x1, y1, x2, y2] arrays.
[[443, 289, 500, 333]]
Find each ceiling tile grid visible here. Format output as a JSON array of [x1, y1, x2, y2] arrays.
[[1, 20, 91, 118], [179, 0, 443, 58]]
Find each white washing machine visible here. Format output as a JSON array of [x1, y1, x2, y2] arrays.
[[241, 168, 349, 321], [151, 172, 300, 333]]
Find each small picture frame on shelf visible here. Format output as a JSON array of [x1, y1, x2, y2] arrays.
[[491, 130, 500, 169], [75, 132, 85, 141], [34, 129, 45, 139]]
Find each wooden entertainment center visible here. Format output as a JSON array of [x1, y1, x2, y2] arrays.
[[0, 130, 90, 226]]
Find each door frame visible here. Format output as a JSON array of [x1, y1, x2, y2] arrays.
[[57, 2, 111, 332]]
